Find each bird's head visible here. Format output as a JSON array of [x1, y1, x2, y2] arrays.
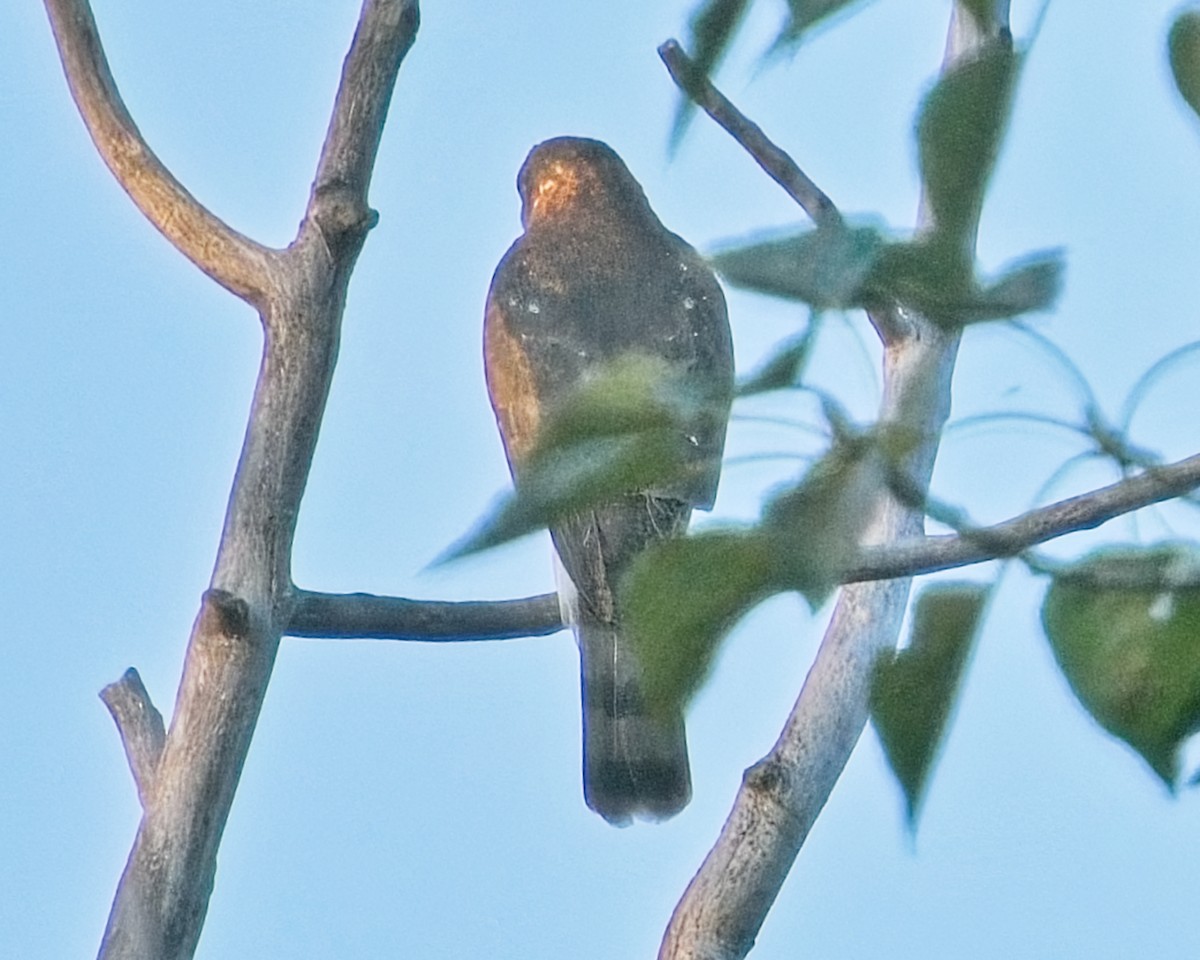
[[517, 137, 650, 228]]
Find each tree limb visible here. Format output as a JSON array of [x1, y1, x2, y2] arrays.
[[287, 590, 563, 641], [849, 452, 1200, 582], [43, 0, 275, 305], [658, 39, 841, 229], [305, 0, 419, 243], [64, 3, 422, 958], [284, 451, 1200, 647], [659, 5, 1008, 958]]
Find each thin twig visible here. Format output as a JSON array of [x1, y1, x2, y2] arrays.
[[43, 0, 275, 305], [658, 39, 842, 229], [849, 452, 1200, 581], [288, 590, 562, 641], [99, 668, 166, 810], [657, 37, 910, 344]]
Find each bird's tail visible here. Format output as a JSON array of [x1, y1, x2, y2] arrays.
[[577, 618, 691, 826]]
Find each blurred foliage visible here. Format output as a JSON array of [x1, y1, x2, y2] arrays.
[[757, 428, 889, 607], [714, 222, 887, 310], [917, 34, 1016, 258], [711, 32, 1065, 328], [959, 0, 1003, 30], [628, 423, 905, 717], [1043, 545, 1200, 788], [1169, 10, 1200, 122], [736, 325, 818, 396], [770, 0, 878, 53], [872, 583, 989, 827], [440, 356, 724, 562], [670, 0, 752, 146], [671, 0, 875, 142], [715, 221, 1062, 327], [626, 532, 777, 718]]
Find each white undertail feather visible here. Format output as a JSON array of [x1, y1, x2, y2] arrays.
[[552, 550, 579, 641]]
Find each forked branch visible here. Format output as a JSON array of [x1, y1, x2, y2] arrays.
[[45, 3, 424, 958]]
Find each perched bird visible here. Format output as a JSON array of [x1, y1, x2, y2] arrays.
[[483, 137, 734, 824]]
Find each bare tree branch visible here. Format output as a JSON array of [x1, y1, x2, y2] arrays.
[[288, 590, 563, 641], [286, 451, 1200, 647], [100, 589, 260, 960], [306, 0, 419, 240], [659, 5, 1008, 958], [658, 39, 841, 229], [99, 668, 166, 810], [43, 0, 275, 305], [849, 452, 1200, 582], [57, 3, 422, 958]]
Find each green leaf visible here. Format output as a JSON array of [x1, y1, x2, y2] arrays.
[[714, 222, 1061, 328], [713, 222, 887, 308], [531, 355, 698, 447], [970, 249, 1064, 320], [772, 0, 876, 52], [440, 356, 720, 562], [1042, 544, 1200, 788], [760, 433, 885, 608], [736, 327, 816, 397], [917, 35, 1019, 252], [1169, 11, 1200, 122], [671, 0, 753, 147], [864, 241, 1063, 327], [624, 531, 776, 716], [441, 432, 690, 561], [872, 583, 989, 828], [865, 238, 974, 324]]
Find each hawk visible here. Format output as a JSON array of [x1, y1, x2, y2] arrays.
[[484, 137, 734, 824]]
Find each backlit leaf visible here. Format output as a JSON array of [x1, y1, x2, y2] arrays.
[[959, 0, 1001, 32], [970, 249, 1064, 320], [872, 583, 989, 828], [625, 531, 776, 716], [671, 0, 753, 146], [917, 36, 1018, 252], [1042, 544, 1200, 788], [713, 222, 887, 308], [773, 0, 876, 52], [760, 433, 885, 608], [864, 241, 1062, 327], [736, 328, 816, 397], [1169, 11, 1200, 122], [440, 356, 720, 562]]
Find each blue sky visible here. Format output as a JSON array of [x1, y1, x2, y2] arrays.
[[5, 1, 1200, 957]]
